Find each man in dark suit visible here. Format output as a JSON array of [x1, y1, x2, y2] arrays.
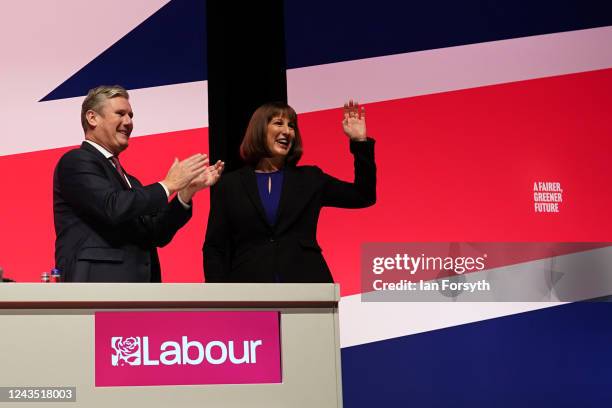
[[54, 85, 223, 282]]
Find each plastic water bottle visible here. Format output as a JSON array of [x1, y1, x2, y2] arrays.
[[41, 272, 50, 283], [50, 268, 62, 283]]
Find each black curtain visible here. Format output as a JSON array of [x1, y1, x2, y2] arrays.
[[206, 0, 288, 174]]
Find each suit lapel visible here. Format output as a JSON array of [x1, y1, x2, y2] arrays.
[[275, 166, 311, 233], [239, 165, 318, 233], [80, 142, 129, 190], [239, 166, 270, 228]]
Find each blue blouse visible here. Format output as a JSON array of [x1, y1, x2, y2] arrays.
[[255, 170, 284, 225]]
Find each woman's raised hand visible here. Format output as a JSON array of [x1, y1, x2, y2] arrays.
[[342, 99, 367, 141]]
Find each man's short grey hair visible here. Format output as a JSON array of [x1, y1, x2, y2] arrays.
[[81, 85, 129, 132]]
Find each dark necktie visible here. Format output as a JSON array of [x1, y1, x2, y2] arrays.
[[109, 156, 130, 189]]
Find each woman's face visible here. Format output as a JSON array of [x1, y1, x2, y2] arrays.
[[266, 115, 295, 159]]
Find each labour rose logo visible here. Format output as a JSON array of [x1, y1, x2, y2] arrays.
[[111, 337, 142, 366]]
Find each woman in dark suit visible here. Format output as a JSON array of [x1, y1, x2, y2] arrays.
[[203, 100, 376, 282]]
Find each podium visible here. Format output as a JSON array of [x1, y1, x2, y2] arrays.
[[0, 283, 342, 407]]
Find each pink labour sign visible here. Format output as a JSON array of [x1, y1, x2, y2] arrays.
[[95, 311, 281, 387]]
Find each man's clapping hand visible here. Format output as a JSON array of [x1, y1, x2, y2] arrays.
[[178, 160, 225, 203], [161, 154, 209, 195]]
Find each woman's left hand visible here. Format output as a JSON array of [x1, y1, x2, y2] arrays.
[[342, 100, 367, 141]]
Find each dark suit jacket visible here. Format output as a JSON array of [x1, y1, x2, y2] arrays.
[[204, 138, 376, 283], [53, 142, 192, 282]]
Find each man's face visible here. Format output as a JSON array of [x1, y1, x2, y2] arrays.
[[88, 97, 133, 155]]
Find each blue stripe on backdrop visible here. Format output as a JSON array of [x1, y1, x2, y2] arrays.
[[41, 0, 207, 101], [284, 0, 612, 70], [342, 302, 612, 408]]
